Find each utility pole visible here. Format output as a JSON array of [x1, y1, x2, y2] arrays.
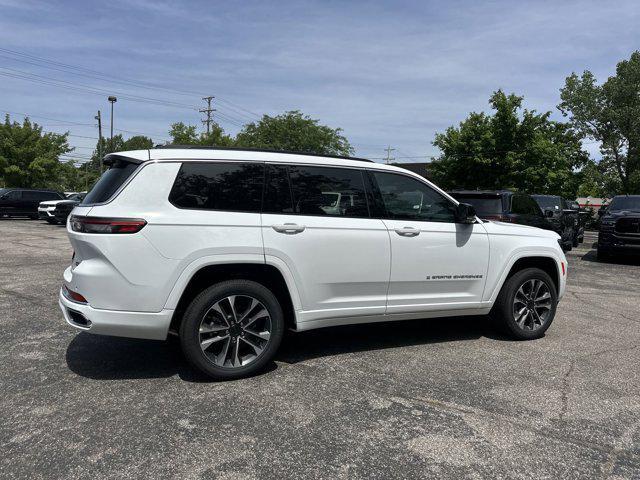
[[95, 110, 103, 173], [200, 96, 216, 135], [384, 145, 395, 164], [108, 96, 117, 154]]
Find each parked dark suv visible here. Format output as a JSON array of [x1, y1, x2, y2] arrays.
[[597, 195, 640, 259], [449, 190, 555, 229], [0, 188, 64, 218], [532, 195, 580, 251], [53, 194, 85, 224]]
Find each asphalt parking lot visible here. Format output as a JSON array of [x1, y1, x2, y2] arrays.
[[1, 220, 639, 479]]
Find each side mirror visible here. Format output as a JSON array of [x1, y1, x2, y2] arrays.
[[544, 209, 554, 218], [455, 203, 476, 224]]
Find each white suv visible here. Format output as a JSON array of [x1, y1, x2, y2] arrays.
[[59, 147, 567, 379]]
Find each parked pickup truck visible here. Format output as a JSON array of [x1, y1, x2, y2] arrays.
[[532, 195, 580, 250]]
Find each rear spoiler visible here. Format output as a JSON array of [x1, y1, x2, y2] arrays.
[[102, 151, 150, 167]]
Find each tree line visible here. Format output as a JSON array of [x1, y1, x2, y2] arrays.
[[1, 51, 638, 197]]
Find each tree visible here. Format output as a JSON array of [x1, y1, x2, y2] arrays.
[[88, 134, 154, 170], [559, 51, 640, 193], [168, 122, 234, 146], [235, 110, 353, 156], [0, 115, 72, 188], [429, 91, 589, 198]]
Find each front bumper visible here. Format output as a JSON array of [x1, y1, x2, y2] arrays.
[[38, 207, 55, 219], [598, 231, 640, 254], [58, 288, 174, 340]]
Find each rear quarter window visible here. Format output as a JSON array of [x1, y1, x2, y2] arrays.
[[82, 160, 140, 205], [169, 162, 264, 212]]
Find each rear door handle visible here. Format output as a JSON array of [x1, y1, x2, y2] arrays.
[[272, 223, 306, 234], [394, 226, 420, 237]]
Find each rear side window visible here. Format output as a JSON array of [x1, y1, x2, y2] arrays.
[[22, 191, 42, 201], [263, 164, 293, 214], [169, 162, 264, 212], [287, 165, 369, 217], [511, 195, 530, 215], [82, 160, 139, 205]]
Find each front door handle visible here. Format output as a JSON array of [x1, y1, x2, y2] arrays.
[[394, 226, 420, 237], [272, 223, 306, 234]]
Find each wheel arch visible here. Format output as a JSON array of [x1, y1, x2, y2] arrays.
[[487, 252, 562, 304], [167, 261, 300, 335]]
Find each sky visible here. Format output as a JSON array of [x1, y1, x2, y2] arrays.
[[0, 0, 638, 164]]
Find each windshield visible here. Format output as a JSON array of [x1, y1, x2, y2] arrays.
[[532, 195, 561, 210], [608, 196, 640, 211], [450, 195, 502, 215]]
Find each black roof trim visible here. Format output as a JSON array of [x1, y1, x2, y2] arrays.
[[151, 145, 374, 163]]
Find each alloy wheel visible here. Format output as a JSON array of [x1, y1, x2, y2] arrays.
[[198, 295, 272, 368], [512, 279, 553, 331]]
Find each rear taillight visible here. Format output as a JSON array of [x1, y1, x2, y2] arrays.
[[70, 215, 147, 234]]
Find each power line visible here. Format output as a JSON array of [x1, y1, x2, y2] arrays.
[[0, 47, 260, 122], [0, 67, 250, 129]]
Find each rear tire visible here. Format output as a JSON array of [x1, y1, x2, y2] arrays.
[[490, 268, 558, 340], [179, 280, 284, 380]]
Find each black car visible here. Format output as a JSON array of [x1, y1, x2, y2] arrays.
[[449, 190, 556, 230], [0, 188, 64, 219], [597, 195, 640, 259], [53, 199, 81, 224], [532, 195, 580, 250]]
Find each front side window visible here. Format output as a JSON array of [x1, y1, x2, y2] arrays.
[[169, 162, 264, 212], [533, 195, 561, 211], [287, 165, 369, 217], [372, 172, 456, 222]]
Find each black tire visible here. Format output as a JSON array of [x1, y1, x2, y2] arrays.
[[179, 279, 284, 380], [596, 246, 611, 261], [490, 268, 558, 340], [572, 233, 579, 248], [46, 218, 58, 225]]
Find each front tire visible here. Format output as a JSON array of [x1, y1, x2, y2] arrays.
[[490, 268, 558, 340], [179, 280, 284, 380]]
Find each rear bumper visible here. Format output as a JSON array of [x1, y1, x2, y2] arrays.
[[58, 289, 174, 340]]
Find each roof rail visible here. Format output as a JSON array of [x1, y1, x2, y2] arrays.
[[152, 145, 374, 163]]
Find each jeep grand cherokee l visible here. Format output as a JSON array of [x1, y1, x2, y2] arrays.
[[59, 147, 567, 380]]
